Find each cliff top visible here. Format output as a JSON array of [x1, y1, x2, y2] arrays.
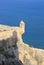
[[0, 21, 25, 40]]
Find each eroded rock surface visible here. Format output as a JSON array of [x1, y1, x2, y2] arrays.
[[0, 21, 44, 65]]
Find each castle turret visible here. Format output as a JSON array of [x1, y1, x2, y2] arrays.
[[20, 21, 25, 34]]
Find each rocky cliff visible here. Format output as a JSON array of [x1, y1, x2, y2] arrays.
[[0, 21, 44, 65]]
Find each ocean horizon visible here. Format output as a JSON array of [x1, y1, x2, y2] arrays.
[[0, 0, 44, 49]]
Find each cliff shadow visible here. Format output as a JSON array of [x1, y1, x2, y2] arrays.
[[0, 31, 23, 65]]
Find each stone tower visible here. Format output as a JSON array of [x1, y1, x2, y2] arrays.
[[20, 21, 25, 34]]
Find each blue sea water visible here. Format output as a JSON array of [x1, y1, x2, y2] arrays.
[[0, 0, 44, 49]]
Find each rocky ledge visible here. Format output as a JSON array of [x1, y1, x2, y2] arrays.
[[0, 21, 44, 65]]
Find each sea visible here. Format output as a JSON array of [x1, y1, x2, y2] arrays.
[[0, 0, 44, 49]]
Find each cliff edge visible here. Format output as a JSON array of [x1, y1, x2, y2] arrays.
[[0, 21, 44, 65]]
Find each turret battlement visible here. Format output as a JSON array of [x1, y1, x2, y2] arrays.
[[20, 21, 25, 34]]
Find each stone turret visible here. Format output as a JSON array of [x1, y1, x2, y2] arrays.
[[20, 21, 25, 34]]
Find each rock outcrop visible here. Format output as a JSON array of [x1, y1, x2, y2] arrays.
[[0, 21, 44, 65]]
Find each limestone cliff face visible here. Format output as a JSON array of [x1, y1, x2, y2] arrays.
[[0, 21, 44, 65]]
